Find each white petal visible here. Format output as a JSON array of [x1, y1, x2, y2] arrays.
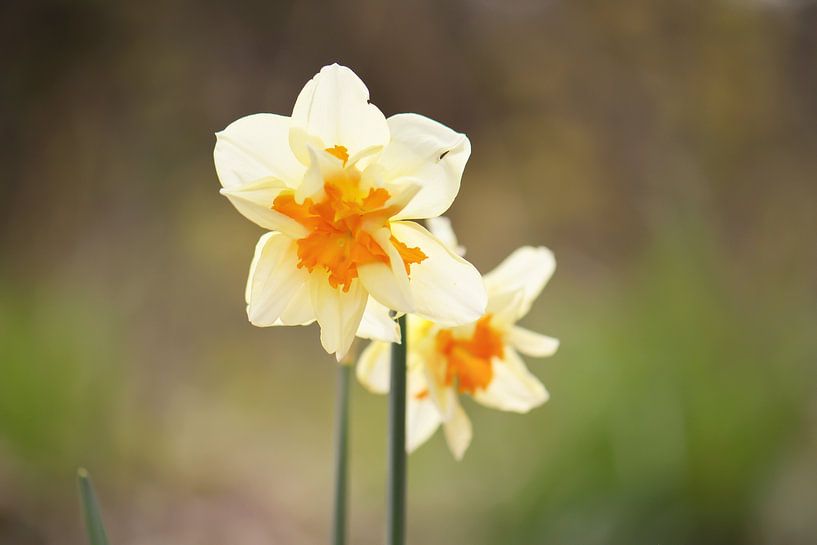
[[473, 348, 549, 413], [422, 355, 457, 421], [296, 145, 344, 203], [356, 336, 443, 454], [442, 398, 472, 461], [288, 126, 326, 166], [347, 144, 384, 171], [356, 298, 400, 343], [404, 364, 442, 453], [357, 232, 414, 315], [382, 181, 423, 217], [291, 64, 389, 158], [356, 340, 391, 394], [277, 280, 316, 326], [219, 178, 309, 237], [214, 113, 305, 189], [486, 289, 526, 328], [379, 113, 471, 220], [246, 233, 310, 326], [407, 396, 442, 454], [390, 221, 486, 326], [484, 246, 556, 320], [309, 274, 368, 359], [507, 326, 559, 357], [426, 216, 465, 256]]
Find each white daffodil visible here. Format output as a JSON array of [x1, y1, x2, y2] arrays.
[[214, 64, 487, 359], [357, 218, 558, 459]]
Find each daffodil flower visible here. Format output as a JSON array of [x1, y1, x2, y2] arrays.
[[357, 218, 558, 459], [214, 64, 487, 359]]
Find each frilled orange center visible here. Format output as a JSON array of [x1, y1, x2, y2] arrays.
[[435, 314, 505, 394], [271, 146, 427, 291]]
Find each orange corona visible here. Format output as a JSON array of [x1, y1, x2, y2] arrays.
[[272, 146, 426, 291], [436, 315, 504, 394]]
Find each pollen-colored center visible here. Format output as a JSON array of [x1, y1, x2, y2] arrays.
[[435, 314, 504, 394], [272, 146, 427, 291]]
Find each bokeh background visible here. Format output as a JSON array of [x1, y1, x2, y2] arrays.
[[2, 0, 817, 544]]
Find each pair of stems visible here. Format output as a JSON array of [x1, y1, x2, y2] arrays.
[[79, 315, 408, 545], [333, 314, 407, 545]]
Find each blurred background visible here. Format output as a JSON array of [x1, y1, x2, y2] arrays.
[[1, 0, 816, 543]]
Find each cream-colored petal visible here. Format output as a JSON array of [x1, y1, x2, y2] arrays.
[[407, 397, 442, 454], [405, 363, 442, 453], [357, 298, 400, 343], [356, 335, 442, 455], [423, 355, 456, 421], [426, 216, 465, 256], [246, 233, 311, 326], [356, 340, 391, 394], [484, 246, 556, 320], [309, 274, 368, 359], [390, 221, 486, 326], [296, 145, 345, 203], [382, 181, 423, 216], [288, 126, 326, 167], [357, 227, 414, 313], [277, 280, 316, 326], [485, 289, 527, 330], [442, 397, 473, 461], [219, 178, 309, 236], [507, 326, 559, 357], [358, 260, 413, 316], [473, 348, 549, 413], [214, 113, 305, 189], [379, 113, 471, 220], [291, 64, 389, 158], [347, 144, 384, 171]]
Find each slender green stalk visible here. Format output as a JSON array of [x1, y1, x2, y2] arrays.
[[332, 363, 352, 545], [77, 468, 111, 545], [387, 314, 408, 545]]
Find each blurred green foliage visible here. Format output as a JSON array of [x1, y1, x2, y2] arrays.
[[0, 283, 121, 473], [486, 221, 815, 545]]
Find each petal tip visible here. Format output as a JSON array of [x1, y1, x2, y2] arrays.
[[452, 445, 468, 461], [246, 306, 268, 327]]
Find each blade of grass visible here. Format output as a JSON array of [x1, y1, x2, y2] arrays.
[[387, 314, 407, 545], [77, 468, 111, 545]]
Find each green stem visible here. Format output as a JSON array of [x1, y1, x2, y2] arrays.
[[387, 314, 408, 545], [77, 468, 111, 545], [332, 363, 351, 545]]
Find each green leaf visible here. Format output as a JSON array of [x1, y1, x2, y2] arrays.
[[77, 468, 111, 545]]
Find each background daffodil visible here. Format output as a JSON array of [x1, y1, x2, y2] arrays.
[[357, 218, 558, 459], [214, 64, 487, 359]]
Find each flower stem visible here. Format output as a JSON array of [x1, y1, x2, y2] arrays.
[[387, 314, 408, 545], [332, 363, 351, 545]]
